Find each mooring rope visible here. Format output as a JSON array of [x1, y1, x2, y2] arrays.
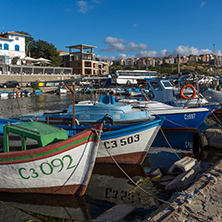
[[211, 111, 222, 126], [159, 128, 181, 160], [148, 109, 192, 129], [53, 127, 101, 194], [94, 130, 172, 205], [103, 143, 171, 204]]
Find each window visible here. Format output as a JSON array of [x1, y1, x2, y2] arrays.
[[150, 81, 162, 91], [15, 45, 20, 51], [162, 81, 172, 88], [0, 44, 2, 49], [4, 43, 9, 50], [15, 37, 19, 40]]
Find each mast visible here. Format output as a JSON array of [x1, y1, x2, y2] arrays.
[[214, 43, 216, 77]]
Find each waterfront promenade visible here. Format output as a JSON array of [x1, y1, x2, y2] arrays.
[[0, 74, 77, 87]]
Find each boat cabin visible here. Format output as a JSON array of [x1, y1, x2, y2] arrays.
[[67, 95, 133, 113], [3, 121, 68, 152], [144, 78, 216, 108], [145, 78, 178, 102]]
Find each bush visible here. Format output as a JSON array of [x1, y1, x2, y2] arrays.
[[31, 82, 40, 90]]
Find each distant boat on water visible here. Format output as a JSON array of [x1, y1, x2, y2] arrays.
[[31, 89, 42, 95], [56, 85, 67, 94]]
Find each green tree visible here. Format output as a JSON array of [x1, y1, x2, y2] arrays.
[[16, 31, 62, 66], [31, 40, 62, 66]]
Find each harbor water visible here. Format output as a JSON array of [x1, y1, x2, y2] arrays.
[[0, 93, 221, 221]]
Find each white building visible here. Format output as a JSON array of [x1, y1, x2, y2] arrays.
[[0, 31, 29, 73]]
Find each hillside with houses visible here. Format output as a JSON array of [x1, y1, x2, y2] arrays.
[[109, 54, 222, 76]]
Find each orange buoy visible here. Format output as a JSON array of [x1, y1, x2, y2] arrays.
[[180, 84, 197, 99]]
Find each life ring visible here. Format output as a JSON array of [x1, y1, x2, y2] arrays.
[[74, 118, 80, 125], [102, 116, 114, 125], [180, 84, 197, 99]]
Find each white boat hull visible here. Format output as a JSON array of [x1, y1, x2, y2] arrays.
[[96, 120, 162, 164]]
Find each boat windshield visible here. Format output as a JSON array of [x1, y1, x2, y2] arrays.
[[161, 81, 172, 88], [150, 81, 162, 91]]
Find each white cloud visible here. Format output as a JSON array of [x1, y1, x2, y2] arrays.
[[97, 55, 116, 61], [76, 1, 90, 13], [160, 49, 168, 57], [93, 0, 101, 3], [104, 36, 126, 44], [128, 42, 147, 51], [200, 1, 207, 8], [135, 50, 159, 58], [132, 24, 138, 27], [172, 45, 212, 57], [216, 49, 222, 56], [102, 36, 149, 52], [134, 46, 213, 58], [118, 54, 129, 59], [99, 36, 217, 60], [76, 0, 101, 13]]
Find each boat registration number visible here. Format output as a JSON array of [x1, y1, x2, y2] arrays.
[[103, 134, 140, 149], [18, 155, 76, 180], [184, 113, 196, 120]]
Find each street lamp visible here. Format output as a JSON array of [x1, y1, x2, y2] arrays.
[[214, 43, 216, 77], [26, 42, 31, 57]]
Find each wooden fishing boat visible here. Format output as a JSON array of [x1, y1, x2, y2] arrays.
[[0, 121, 102, 195], [13, 95, 154, 125], [56, 85, 67, 94], [118, 99, 212, 130], [143, 78, 218, 110], [0, 117, 163, 165], [31, 89, 42, 95], [63, 118, 163, 165]]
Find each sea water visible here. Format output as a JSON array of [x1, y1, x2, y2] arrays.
[[0, 93, 219, 221]]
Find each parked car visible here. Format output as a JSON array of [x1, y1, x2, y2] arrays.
[[0, 81, 20, 88]]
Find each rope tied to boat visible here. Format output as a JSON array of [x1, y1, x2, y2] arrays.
[[160, 127, 181, 160], [98, 137, 172, 205], [149, 110, 192, 129], [202, 173, 218, 184], [91, 127, 103, 134], [53, 127, 101, 194], [91, 127, 103, 141], [211, 111, 222, 125]]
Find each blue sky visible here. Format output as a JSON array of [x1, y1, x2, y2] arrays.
[[2, 0, 222, 60]]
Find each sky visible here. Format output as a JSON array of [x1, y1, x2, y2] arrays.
[[2, 0, 222, 61]]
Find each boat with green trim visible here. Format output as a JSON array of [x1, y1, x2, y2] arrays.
[[0, 121, 102, 195]]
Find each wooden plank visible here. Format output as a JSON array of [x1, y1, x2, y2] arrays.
[[95, 204, 136, 222]]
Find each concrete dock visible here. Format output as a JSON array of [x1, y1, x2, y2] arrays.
[[147, 159, 222, 222]]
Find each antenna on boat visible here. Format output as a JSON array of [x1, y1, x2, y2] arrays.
[[214, 43, 216, 78]]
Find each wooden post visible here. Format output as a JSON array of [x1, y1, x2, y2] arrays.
[[21, 137, 26, 151], [65, 83, 76, 127], [72, 84, 75, 127], [3, 126, 9, 153]]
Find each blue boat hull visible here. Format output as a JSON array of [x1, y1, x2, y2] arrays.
[[155, 110, 211, 130]]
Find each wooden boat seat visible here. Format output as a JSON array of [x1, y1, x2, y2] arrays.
[[46, 117, 73, 125]]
